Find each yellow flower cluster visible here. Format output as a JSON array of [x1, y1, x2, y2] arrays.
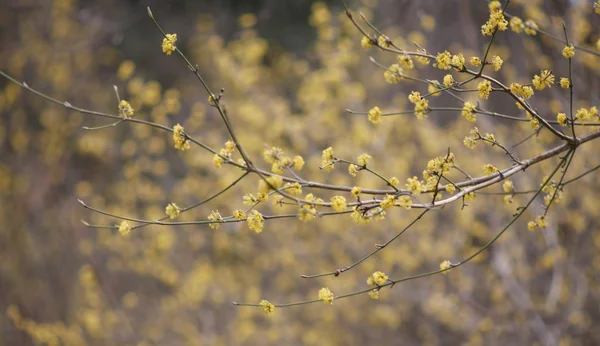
[[503, 180, 514, 204], [443, 74, 454, 88], [451, 53, 465, 70], [428, 81, 441, 96], [477, 80, 492, 99], [461, 101, 477, 122], [246, 210, 264, 233], [422, 154, 455, 188], [575, 106, 598, 122], [118, 100, 134, 117], [350, 207, 370, 224], [377, 35, 389, 48], [357, 153, 371, 166], [233, 210, 247, 219], [463, 127, 480, 149], [348, 164, 358, 177], [509, 83, 534, 99], [284, 182, 302, 196], [161, 33, 177, 55], [408, 91, 429, 120], [118, 221, 131, 236], [557, 112, 567, 126], [406, 176, 422, 195], [173, 124, 190, 151], [398, 195, 412, 209], [367, 271, 389, 286], [397, 54, 414, 70], [562, 45, 575, 59], [259, 300, 275, 316], [523, 19, 538, 35], [532, 70, 555, 90], [389, 177, 399, 186], [435, 51, 452, 70], [492, 55, 503, 71], [481, 1, 508, 36], [263, 147, 304, 173], [368, 106, 382, 124], [379, 195, 396, 210], [595, 1, 600, 14], [321, 147, 335, 172], [440, 260, 452, 274], [165, 203, 180, 219], [482, 164, 499, 175], [560, 78, 570, 89], [207, 210, 222, 230], [384, 64, 403, 84], [361, 36, 373, 49], [470, 56, 482, 67], [330, 196, 347, 212], [351, 186, 361, 197], [541, 176, 564, 206], [318, 287, 334, 304], [509, 17, 524, 33], [528, 215, 547, 230]]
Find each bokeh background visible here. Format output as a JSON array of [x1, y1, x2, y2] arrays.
[[1, 0, 600, 345]]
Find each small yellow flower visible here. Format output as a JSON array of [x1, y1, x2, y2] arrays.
[[428, 81, 441, 96], [492, 55, 503, 71], [443, 74, 454, 88], [259, 300, 275, 316], [357, 153, 372, 166], [162, 33, 177, 55], [557, 113, 567, 126], [293, 155, 305, 170], [348, 164, 358, 177], [560, 78, 570, 89], [271, 162, 283, 175], [535, 215, 547, 228], [406, 176, 422, 195], [462, 101, 477, 122], [246, 210, 264, 233], [361, 36, 373, 49], [509, 83, 534, 99], [165, 203, 180, 219], [330, 196, 347, 212], [367, 271, 389, 286], [504, 195, 513, 204], [527, 221, 537, 231], [389, 177, 399, 186], [377, 35, 389, 48], [351, 186, 362, 197], [446, 184, 456, 193], [595, 1, 600, 14], [470, 56, 482, 67], [233, 210, 247, 219], [530, 117, 540, 130], [118, 100, 134, 117], [440, 260, 452, 274], [263, 147, 283, 164], [524, 20, 538, 35], [207, 210, 222, 230], [503, 180, 514, 193], [368, 289, 380, 300], [465, 192, 476, 201], [398, 195, 412, 209], [368, 106, 382, 124], [482, 164, 499, 175], [451, 53, 465, 70], [321, 147, 335, 172], [509, 16, 524, 33], [213, 154, 224, 168], [384, 64, 403, 84], [562, 45, 575, 59], [298, 204, 316, 222], [284, 182, 302, 196], [532, 70, 554, 90], [224, 140, 236, 154], [118, 221, 131, 236], [397, 54, 414, 70], [379, 195, 396, 210], [435, 51, 452, 70], [318, 287, 334, 304], [483, 133, 495, 143], [464, 136, 476, 149], [173, 124, 190, 151], [478, 80, 492, 99]]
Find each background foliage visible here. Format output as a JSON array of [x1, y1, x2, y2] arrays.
[[1, 0, 600, 345]]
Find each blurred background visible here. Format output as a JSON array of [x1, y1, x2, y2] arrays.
[[1, 0, 600, 345]]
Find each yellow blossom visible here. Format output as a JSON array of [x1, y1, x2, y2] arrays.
[[389, 177, 399, 186], [510, 16, 524, 33], [213, 154, 224, 168], [435, 51, 452, 70], [263, 147, 284, 164], [464, 136, 476, 149], [483, 133, 495, 143], [440, 260, 452, 274], [321, 147, 335, 172], [478, 80, 492, 99], [361, 36, 373, 49], [530, 117, 540, 130], [446, 184, 456, 193], [165, 203, 180, 219], [351, 186, 362, 197], [233, 210, 247, 219], [368, 106, 382, 124], [207, 210, 222, 230], [532, 70, 554, 90], [465, 192, 476, 201], [482, 164, 499, 175], [527, 221, 537, 231], [492, 55, 503, 71], [451, 53, 465, 70], [298, 204, 316, 222], [406, 176, 422, 195], [318, 287, 334, 304], [224, 140, 236, 153], [367, 271, 389, 286], [161, 33, 177, 55], [443, 74, 454, 88], [293, 155, 305, 170], [271, 162, 283, 175], [503, 180, 514, 193], [557, 113, 567, 126], [348, 164, 358, 177], [259, 300, 275, 316], [535, 215, 547, 228], [379, 195, 396, 210], [428, 81, 441, 96], [504, 195, 513, 204], [470, 56, 482, 67], [397, 54, 414, 70], [595, 1, 600, 14], [560, 78, 570, 89], [377, 35, 389, 48], [118, 221, 131, 236], [173, 124, 190, 151], [524, 20, 538, 35], [368, 289, 380, 300], [284, 182, 302, 196], [330, 196, 347, 212], [462, 101, 477, 122], [398, 195, 412, 209], [562, 45, 575, 59], [246, 210, 264, 233], [118, 100, 134, 117], [351, 207, 370, 224], [509, 83, 534, 99], [357, 153, 372, 166], [384, 64, 403, 84]]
